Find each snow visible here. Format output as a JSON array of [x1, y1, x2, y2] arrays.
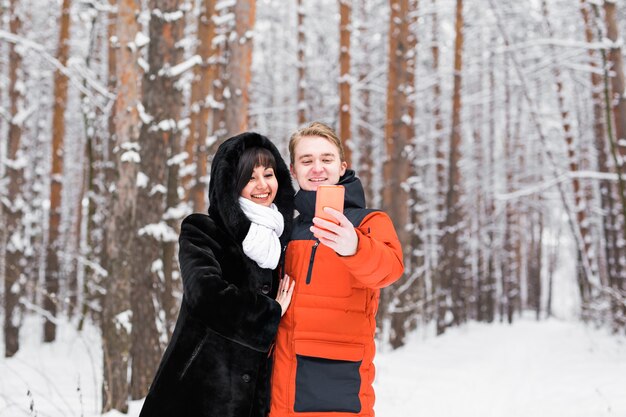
[[216, 0, 237, 12], [151, 9, 184, 23], [375, 318, 626, 417], [134, 32, 150, 49], [212, 12, 235, 26], [114, 310, 132, 334], [136, 172, 149, 189], [1, 317, 624, 417], [12, 105, 36, 127], [166, 152, 189, 167], [137, 221, 178, 242], [158, 55, 201, 78], [137, 102, 153, 125], [163, 203, 191, 221]]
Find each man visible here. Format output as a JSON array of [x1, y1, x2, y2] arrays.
[[269, 122, 404, 417]]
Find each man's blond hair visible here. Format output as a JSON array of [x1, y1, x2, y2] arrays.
[[288, 122, 345, 164]]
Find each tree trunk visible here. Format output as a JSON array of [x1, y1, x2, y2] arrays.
[[439, 0, 464, 333], [186, 0, 217, 213], [581, 0, 613, 289], [224, 0, 256, 136], [80, 0, 118, 332], [542, 0, 593, 304], [131, 0, 184, 399], [297, 0, 306, 124], [163, 128, 183, 335], [430, 0, 448, 327], [45, 0, 72, 343], [4, 0, 24, 357], [602, 0, 626, 330], [356, 0, 373, 203], [339, 0, 352, 166], [383, 0, 411, 248], [484, 35, 497, 323], [604, 1, 626, 159], [387, 0, 419, 349], [100, 0, 141, 412], [382, 0, 416, 343]]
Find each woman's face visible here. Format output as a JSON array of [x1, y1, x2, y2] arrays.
[[240, 165, 278, 207]]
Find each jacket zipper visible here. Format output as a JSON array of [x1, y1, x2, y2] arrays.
[[305, 241, 319, 285]]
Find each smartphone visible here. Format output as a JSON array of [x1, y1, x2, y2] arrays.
[[314, 185, 345, 224]]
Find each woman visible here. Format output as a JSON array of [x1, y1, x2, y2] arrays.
[[139, 132, 296, 417]]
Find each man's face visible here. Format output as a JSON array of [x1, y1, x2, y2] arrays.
[[290, 135, 347, 191]]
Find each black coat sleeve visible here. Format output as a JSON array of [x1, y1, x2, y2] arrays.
[[178, 214, 282, 353]]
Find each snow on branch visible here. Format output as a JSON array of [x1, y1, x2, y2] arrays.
[[158, 55, 202, 78], [138, 221, 178, 242], [496, 171, 620, 201], [213, 12, 235, 26], [12, 105, 37, 127], [19, 297, 61, 325], [151, 9, 184, 22], [138, 102, 154, 124], [0, 30, 115, 106], [167, 152, 189, 166], [216, 0, 237, 12], [163, 202, 191, 221], [496, 38, 609, 54], [602, 36, 624, 50], [114, 310, 132, 334], [134, 32, 150, 49], [3, 156, 28, 171]]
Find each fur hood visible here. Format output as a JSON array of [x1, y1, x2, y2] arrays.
[[208, 132, 295, 245]]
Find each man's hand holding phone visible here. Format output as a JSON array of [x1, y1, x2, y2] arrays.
[[311, 186, 358, 256]]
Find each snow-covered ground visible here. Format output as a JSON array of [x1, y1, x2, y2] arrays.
[[375, 318, 626, 417], [1, 317, 625, 417]]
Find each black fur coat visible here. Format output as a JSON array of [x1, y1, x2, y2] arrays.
[[139, 132, 294, 417]]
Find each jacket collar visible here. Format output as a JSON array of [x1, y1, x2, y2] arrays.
[[294, 169, 366, 220]]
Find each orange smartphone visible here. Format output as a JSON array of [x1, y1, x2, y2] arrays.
[[315, 185, 345, 224]]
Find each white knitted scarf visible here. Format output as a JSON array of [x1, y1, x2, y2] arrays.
[[238, 196, 284, 269]]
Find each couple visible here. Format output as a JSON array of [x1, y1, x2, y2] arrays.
[[139, 122, 404, 417]]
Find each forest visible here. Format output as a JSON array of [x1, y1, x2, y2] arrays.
[[0, 0, 625, 413]]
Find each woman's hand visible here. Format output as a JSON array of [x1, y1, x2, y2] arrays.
[[276, 274, 295, 316], [310, 207, 358, 256]]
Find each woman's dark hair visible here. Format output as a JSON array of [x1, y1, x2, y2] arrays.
[[235, 147, 277, 195]]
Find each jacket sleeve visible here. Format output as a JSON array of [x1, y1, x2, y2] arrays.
[[339, 211, 404, 288], [178, 214, 282, 353]]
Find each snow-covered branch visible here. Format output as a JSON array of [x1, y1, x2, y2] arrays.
[[0, 30, 115, 106]]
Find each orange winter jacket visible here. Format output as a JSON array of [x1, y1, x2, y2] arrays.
[[269, 171, 404, 417]]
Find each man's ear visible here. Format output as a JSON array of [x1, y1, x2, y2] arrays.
[[340, 161, 347, 176], [290, 163, 296, 178]]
